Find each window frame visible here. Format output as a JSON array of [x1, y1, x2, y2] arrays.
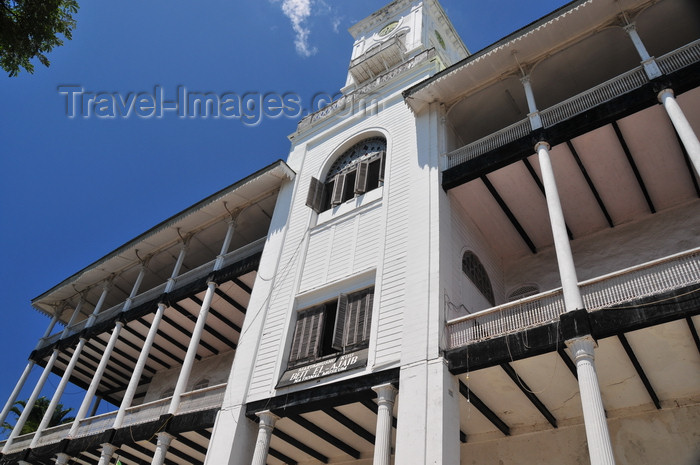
[[461, 251, 495, 306], [287, 286, 375, 368]]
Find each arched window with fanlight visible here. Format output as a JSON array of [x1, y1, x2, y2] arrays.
[[306, 137, 386, 213], [461, 251, 495, 306]]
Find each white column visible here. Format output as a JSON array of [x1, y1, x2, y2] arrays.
[[659, 89, 700, 176], [623, 23, 661, 79], [568, 337, 616, 464], [30, 338, 87, 447], [86, 284, 111, 327], [535, 141, 585, 311], [122, 263, 148, 312], [214, 219, 237, 270], [372, 383, 398, 465], [151, 432, 175, 465], [2, 350, 60, 452], [67, 321, 123, 437], [113, 303, 166, 428], [167, 281, 217, 415], [96, 443, 119, 465], [251, 411, 279, 465], [521, 75, 542, 129], [166, 242, 189, 292], [61, 297, 85, 337], [0, 306, 58, 427]]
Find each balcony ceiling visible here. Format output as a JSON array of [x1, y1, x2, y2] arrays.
[[448, 86, 700, 264], [454, 316, 700, 458]]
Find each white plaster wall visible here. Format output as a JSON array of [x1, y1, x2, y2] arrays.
[[447, 196, 505, 319], [461, 403, 700, 465], [246, 63, 438, 401], [142, 350, 234, 403], [504, 200, 700, 294]]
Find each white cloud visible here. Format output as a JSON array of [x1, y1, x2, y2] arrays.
[[275, 0, 317, 57]]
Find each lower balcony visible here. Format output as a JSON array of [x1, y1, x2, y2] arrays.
[[0, 384, 225, 462], [446, 247, 700, 350]]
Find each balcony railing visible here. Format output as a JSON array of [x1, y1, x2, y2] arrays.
[[37, 238, 265, 351], [446, 248, 700, 349], [443, 39, 700, 171], [0, 384, 227, 453]]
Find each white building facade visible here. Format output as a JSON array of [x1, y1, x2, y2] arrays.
[[1, 0, 699, 464]]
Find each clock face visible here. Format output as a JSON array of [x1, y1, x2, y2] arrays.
[[378, 21, 398, 37]]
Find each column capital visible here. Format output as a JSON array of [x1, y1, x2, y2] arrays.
[[658, 88, 674, 102], [256, 410, 279, 430], [534, 140, 550, 152], [99, 442, 118, 457], [622, 22, 637, 34], [566, 335, 597, 362], [156, 431, 175, 448], [372, 383, 398, 403], [519, 74, 531, 84], [206, 280, 218, 289], [55, 452, 72, 465]]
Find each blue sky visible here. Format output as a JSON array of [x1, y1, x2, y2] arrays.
[[0, 0, 569, 429]]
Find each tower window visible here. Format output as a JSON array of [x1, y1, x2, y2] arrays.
[[461, 251, 495, 306], [306, 137, 386, 213], [288, 287, 374, 367]]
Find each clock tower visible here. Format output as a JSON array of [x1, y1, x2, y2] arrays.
[[342, 0, 468, 94]]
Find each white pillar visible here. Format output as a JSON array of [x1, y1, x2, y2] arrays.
[[623, 23, 661, 79], [215, 219, 237, 270], [30, 338, 87, 447], [2, 349, 60, 452], [251, 411, 279, 465], [96, 442, 118, 465], [151, 432, 175, 465], [166, 242, 189, 292], [113, 303, 166, 428], [86, 284, 111, 327], [568, 337, 616, 464], [372, 383, 398, 465], [0, 309, 60, 425], [521, 75, 542, 129], [61, 297, 85, 337], [535, 141, 585, 311], [122, 263, 148, 312], [659, 89, 700, 176], [68, 321, 123, 437], [167, 281, 217, 415]]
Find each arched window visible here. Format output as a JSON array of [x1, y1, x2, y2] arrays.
[[306, 137, 386, 213], [507, 284, 539, 302], [462, 251, 495, 306]]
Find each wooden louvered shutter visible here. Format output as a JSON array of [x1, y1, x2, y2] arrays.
[[306, 177, 326, 213], [378, 151, 386, 183], [288, 306, 325, 365], [354, 161, 370, 195], [344, 287, 374, 349], [331, 294, 348, 351], [331, 173, 346, 206]]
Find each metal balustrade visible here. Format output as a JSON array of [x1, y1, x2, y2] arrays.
[[31, 423, 73, 448], [539, 67, 648, 128], [446, 248, 700, 349], [443, 40, 700, 171], [443, 118, 531, 170], [73, 411, 118, 438], [657, 39, 700, 75]]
